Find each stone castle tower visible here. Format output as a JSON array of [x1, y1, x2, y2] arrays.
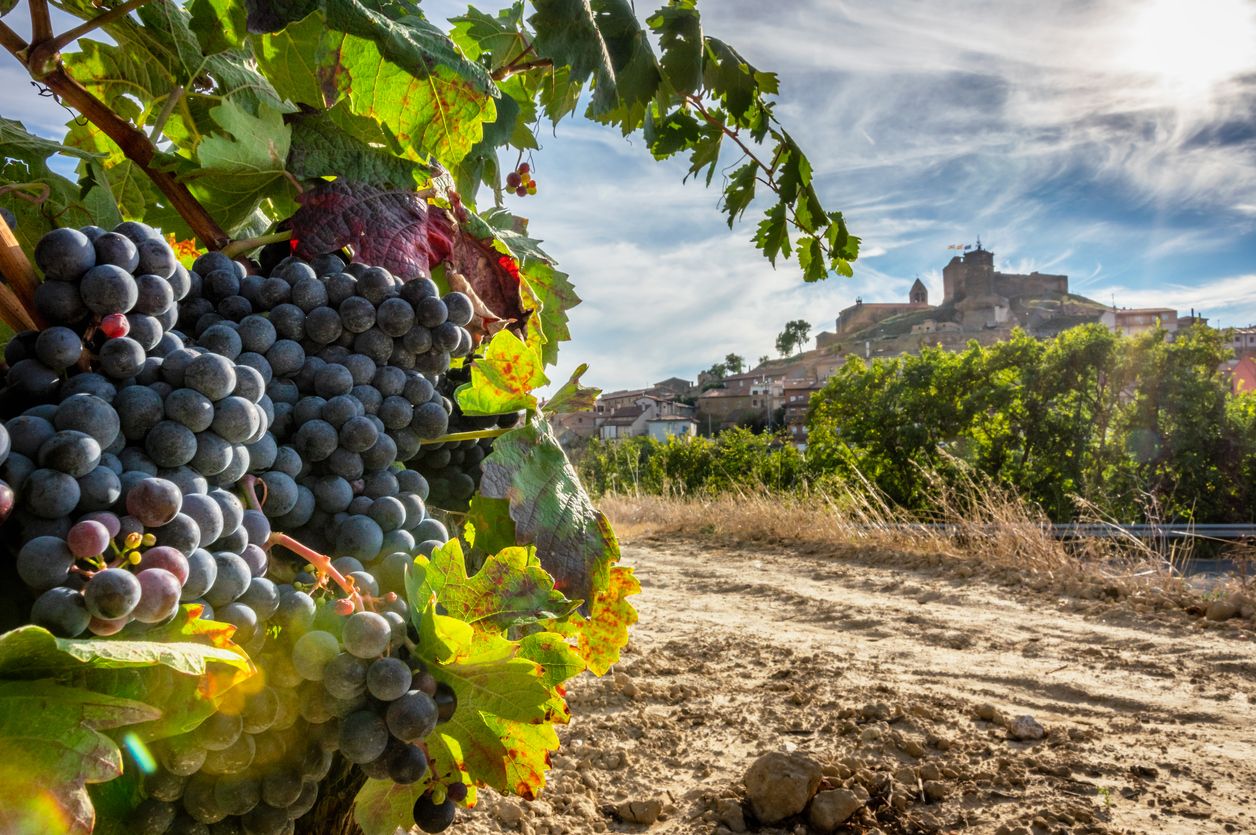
[[942, 243, 1067, 305]]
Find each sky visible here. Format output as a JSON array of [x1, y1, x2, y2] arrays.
[[3, 0, 1256, 392]]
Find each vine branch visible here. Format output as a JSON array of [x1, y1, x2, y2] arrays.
[[0, 21, 25, 57], [37, 67, 230, 249], [685, 95, 777, 189], [28, 0, 53, 47], [2, 2, 229, 252], [221, 229, 293, 259], [44, 0, 153, 55]]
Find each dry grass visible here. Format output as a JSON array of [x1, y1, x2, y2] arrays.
[[600, 467, 1232, 603]]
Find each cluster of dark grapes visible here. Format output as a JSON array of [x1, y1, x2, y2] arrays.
[[0, 223, 485, 833], [406, 362, 521, 511]]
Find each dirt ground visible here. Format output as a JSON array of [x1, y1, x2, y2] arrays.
[[452, 538, 1256, 835]]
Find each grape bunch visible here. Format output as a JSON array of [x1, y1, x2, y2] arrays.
[[505, 162, 537, 198], [406, 361, 522, 511], [0, 223, 489, 833]]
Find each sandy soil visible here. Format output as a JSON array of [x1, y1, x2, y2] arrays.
[[453, 539, 1256, 835]]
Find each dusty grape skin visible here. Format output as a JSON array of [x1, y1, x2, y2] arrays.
[[83, 567, 142, 620]]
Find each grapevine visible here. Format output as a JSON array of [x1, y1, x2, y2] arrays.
[[0, 1, 856, 833]]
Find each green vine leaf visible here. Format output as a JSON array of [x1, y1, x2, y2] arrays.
[[648, 0, 704, 97], [478, 416, 620, 607], [0, 625, 250, 679], [0, 118, 120, 251], [584, 0, 661, 129], [187, 0, 248, 52], [409, 540, 581, 633], [287, 105, 431, 188], [252, 12, 327, 107], [244, 0, 319, 34], [543, 363, 601, 415], [755, 201, 792, 266], [183, 99, 294, 235], [0, 680, 159, 835], [528, 0, 616, 113], [455, 328, 548, 416]]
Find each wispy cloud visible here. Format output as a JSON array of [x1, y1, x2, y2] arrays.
[[1096, 273, 1256, 328]]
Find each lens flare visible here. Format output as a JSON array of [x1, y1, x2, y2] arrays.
[[123, 732, 157, 774]]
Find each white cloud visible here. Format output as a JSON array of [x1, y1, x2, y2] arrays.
[[1094, 273, 1256, 328]]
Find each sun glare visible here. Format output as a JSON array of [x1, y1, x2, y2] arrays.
[[1118, 0, 1256, 102]]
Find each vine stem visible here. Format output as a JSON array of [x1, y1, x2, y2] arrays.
[[420, 427, 511, 445], [684, 94, 778, 189], [221, 229, 293, 259], [148, 83, 184, 142], [268, 532, 364, 611], [239, 476, 364, 610]]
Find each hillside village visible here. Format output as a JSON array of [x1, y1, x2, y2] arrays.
[[554, 244, 1256, 448]]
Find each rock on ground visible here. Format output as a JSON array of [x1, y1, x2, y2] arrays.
[[615, 798, 663, 825], [1008, 715, 1046, 741], [808, 788, 863, 832], [744, 751, 822, 824]]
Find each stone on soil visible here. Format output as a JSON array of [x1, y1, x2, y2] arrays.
[[807, 788, 863, 832], [1008, 715, 1046, 741], [744, 751, 822, 824], [615, 798, 663, 825], [714, 798, 746, 832]]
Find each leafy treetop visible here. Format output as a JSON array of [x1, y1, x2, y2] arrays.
[[775, 318, 811, 356]]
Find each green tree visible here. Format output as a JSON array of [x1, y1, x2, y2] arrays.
[[776, 319, 811, 356], [724, 353, 746, 373]]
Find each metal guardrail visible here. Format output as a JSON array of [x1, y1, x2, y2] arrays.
[[892, 523, 1256, 541]]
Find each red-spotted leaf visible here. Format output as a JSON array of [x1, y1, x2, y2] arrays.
[[447, 235, 527, 330], [577, 565, 640, 675], [455, 328, 548, 416]]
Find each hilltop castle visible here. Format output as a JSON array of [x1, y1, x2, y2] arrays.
[[816, 243, 1085, 350]]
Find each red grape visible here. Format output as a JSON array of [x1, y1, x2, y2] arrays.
[[67, 519, 111, 559], [100, 313, 129, 338]]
